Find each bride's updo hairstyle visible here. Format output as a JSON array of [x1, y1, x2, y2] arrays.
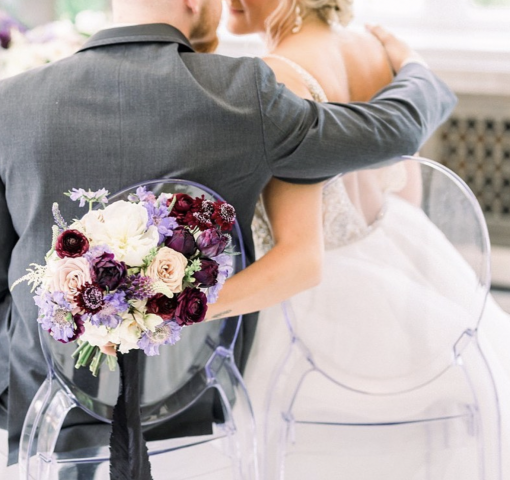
[[265, 0, 353, 48]]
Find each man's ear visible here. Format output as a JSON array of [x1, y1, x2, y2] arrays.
[[184, 0, 200, 15]]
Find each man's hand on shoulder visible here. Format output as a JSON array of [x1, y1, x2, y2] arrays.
[[365, 24, 428, 73]]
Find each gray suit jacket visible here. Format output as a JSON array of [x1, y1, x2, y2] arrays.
[[0, 23, 456, 463]]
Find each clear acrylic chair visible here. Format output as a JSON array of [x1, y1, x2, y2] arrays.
[[260, 156, 501, 479], [19, 179, 258, 480]]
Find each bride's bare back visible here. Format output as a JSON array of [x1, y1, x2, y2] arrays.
[[266, 23, 406, 225]]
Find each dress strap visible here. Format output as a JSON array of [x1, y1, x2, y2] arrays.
[[265, 54, 329, 103]]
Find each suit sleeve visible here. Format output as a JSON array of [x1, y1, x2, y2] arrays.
[[255, 61, 457, 183], [0, 178, 17, 330]]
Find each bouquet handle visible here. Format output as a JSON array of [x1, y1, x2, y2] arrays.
[[109, 350, 153, 480]]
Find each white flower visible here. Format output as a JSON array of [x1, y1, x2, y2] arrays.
[[130, 299, 163, 332], [80, 322, 111, 348], [116, 317, 141, 354], [79, 201, 159, 266]]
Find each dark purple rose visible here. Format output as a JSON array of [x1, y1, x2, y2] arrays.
[[212, 201, 236, 231], [175, 288, 208, 326], [146, 293, 178, 321], [196, 228, 229, 257], [169, 193, 194, 224], [165, 227, 197, 258], [75, 282, 104, 315], [92, 252, 127, 291], [57, 315, 85, 344], [55, 229, 89, 258], [194, 258, 218, 288]]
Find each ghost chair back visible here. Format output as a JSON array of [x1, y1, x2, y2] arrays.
[[19, 179, 257, 480], [261, 156, 500, 480]]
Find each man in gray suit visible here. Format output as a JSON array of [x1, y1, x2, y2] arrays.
[[0, 0, 456, 466]]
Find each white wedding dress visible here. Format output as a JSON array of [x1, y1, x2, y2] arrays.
[[244, 56, 510, 479]]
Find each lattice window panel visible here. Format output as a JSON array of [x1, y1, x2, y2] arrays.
[[422, 94, 510, 245], [437, 116, 510, 214]]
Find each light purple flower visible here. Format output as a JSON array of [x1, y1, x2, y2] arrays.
[[128, 186, 156, 204], [206, 253, 234, 303], [84, 244, 113, 261], [138, 321, 182, 356], [89, 291, 129, 328], [67, 188, 109, 208], [34, 288, 76, 342], [144, 203, 178, 243]]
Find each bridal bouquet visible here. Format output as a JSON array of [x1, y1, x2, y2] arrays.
[[13, 186, 236, 375]]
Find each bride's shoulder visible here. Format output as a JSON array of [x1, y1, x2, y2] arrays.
[[261, 55, 315, 100]]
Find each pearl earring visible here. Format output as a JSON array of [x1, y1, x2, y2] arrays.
[[292, 6, 303, 34]]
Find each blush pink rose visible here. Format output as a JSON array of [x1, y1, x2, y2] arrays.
[[49, 257, 93, 306], [146, 247, 187, 294]]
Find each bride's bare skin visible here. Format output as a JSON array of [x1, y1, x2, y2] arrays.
[[205, 6, 426, 320], [227, 0, 422, 224]]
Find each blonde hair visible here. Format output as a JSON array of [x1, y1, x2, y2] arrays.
[[265, 0, 354, 48]]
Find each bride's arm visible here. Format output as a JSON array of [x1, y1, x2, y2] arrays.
[[205, 179, 323, 320]]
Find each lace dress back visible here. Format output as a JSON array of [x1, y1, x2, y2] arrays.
[[253, 55, 407, 255]]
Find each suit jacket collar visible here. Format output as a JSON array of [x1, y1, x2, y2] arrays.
[[76, 23, 194, 53]]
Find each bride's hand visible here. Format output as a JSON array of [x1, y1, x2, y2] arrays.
[[365, 24, 428, 73]]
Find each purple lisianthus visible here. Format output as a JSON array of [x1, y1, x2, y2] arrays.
[[146, 293, 177, 320], [34, 289, 78, 342], [196, 228, 229, 257], [165, 227, 196, 258], [206, 253, 234, 304], [145, 202, 178, 243], [89, 291, 129, 328], [55, 229, 89, 258], [175, 288, 208, 326], [194, 258, 218, 288], [138, 321, 182, 356], [92, 252, 127, 291]]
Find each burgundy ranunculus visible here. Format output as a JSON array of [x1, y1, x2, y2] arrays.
[[169, 193, 194, 224], [55, 229, 89, 258], [194, 258, 218, 288], [92, 252, 127, 291], [175, 288, 208, 326], [212, 201, 236, 231], [165, 227, 197, 258], [57, 315, 85, 344], [75, 282, 104, 315], [196, 228, 229, 257], [146, 293, 178, 321]]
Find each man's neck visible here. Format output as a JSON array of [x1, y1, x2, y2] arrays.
[[111, 5, 191, 38]]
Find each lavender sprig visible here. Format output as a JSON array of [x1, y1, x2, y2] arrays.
[[52, 202, 68, 231]]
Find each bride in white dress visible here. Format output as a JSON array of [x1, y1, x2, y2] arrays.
[[222, 0, 510, 478]]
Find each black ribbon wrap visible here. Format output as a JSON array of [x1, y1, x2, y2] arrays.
[[109, 350, 153, 480]]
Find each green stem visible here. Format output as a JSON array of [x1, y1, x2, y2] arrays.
[[106, 354, 118, 372], [89, 349, 105, 377], [75, 344, 95, 369], [71, 340, 89, 359]]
